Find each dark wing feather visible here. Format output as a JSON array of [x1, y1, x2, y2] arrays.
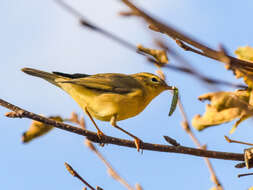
[[58, 73, 141, 94], [53, 72, 90, 79]]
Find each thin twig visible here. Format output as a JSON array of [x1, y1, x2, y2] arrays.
[[238, 172, 253, 178], [55, 0, 244, 89], [155, 40, 246, 90], [55, 0, 137, 52], [178, 98, 223, 189], [64, 162, 97, 190], [225, 136, 253, 146], [85, 140, 135, 190], [70, 114, 135, 190], [0, 98, 244, 161]]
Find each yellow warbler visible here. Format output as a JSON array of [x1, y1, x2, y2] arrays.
[[22, 68, 176, 151]]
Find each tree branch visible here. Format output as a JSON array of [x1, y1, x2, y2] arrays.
[[64, 162, 97, 190], [0, 98, 244, 161], [55, 0, 245, 89], [121, 0, 253, 70]]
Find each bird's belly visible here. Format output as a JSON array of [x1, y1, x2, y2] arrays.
[[87, 95, 144, 121], [60, 84, 147, 122], [87, 93, 147, 122]]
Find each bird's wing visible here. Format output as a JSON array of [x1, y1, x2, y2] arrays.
[[53, 71, 90, 79], [56, 73, 139, 94]]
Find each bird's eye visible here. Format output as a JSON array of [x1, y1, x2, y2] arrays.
[[151, 77, 158, 82]]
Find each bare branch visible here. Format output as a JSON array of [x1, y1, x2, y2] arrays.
[[121, 0, 253, 70], [238, 172, 253, 178], [64, 162, 97, 190], [85, 140, 135, 190], [178, 97, 223, 189], [55, 0, 244, 89], [55, 0, 137, 52], [0, 98, 244, 161], [225, 136, 253, 146]]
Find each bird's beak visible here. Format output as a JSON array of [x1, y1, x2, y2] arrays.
[[165, 84, 174, 90]]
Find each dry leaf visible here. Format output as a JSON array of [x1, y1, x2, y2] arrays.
[[235, 46, 253, 62], [234, 46, 253, 88], [137, 44, 168, 66], [193, 46, 253, 133], [198, 90, 249, 111], [209, 186, 223, 190], [192, 90, 252, 132], [22, 116, 63, 143]]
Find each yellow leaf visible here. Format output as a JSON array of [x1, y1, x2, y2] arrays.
[[198, 90, 249, 111], [137, 44, 168, 66], [22, 116, 63, 143], [209, 187, 223, 190], [235, 46, 253, 62], [234, 46, 253, 88], [192, 90, 252, 132], [209, 187, 218, 190]]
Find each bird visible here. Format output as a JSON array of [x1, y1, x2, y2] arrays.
[[22, 67, 175, 151]]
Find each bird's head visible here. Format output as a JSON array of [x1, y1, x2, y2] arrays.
[[132, 72, 173, 96]]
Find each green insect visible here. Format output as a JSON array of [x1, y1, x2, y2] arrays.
[[169, 87, 178, 116]]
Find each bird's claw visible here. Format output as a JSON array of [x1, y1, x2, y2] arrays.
[[97, 130, 104, 139], [134, 138, 143, 153]]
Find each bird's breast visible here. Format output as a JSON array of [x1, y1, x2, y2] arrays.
[[87, 90, 149, 121], [59, 83, 151, 122]]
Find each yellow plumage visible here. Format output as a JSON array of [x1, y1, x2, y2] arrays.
[[22, 67, 174, 151], [22, 68, 171, 121]]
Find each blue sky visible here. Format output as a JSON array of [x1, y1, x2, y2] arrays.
[[1, 0, 253, 189]]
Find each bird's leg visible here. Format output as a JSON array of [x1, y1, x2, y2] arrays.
[[84, 107, 104, 139], [110, 115, 142, 152]]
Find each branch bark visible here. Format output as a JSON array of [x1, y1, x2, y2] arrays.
[[0, 98, 244, 161]]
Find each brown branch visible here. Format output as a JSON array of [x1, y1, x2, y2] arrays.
[[121, 0, 253, 70], [64, 162, 97, 190], [55, 0, 244, 90], [55, 0, 137, 52], [0, 98, 244, 161], [69, 114, 135, 190], [146, 55, 245, 89], [156, 40, 246, 89], [225, 136, 253, 146], [238, 172, 253, 178], [85, 140, 135, 190], [164, 63, 246, 89]]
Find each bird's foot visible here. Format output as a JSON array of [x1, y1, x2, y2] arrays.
[[96, 130, 105, 147], [97, 130, 105, 139], [134, 138, 143, 153]]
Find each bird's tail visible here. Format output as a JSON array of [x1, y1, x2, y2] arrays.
[[22, 68, 63, 87]]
